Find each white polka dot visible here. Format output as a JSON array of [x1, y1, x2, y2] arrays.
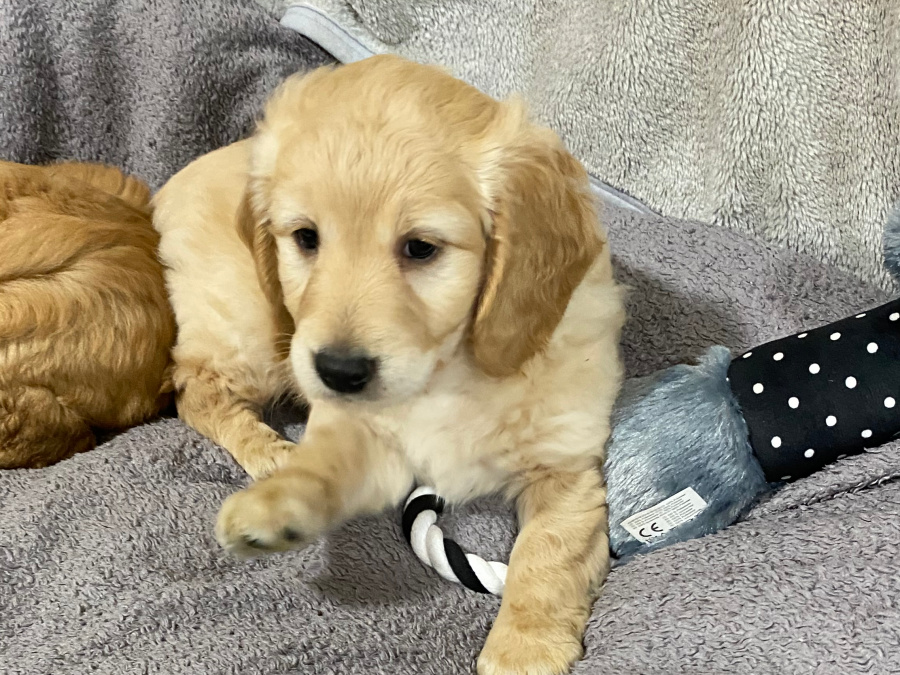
[[868, 342, 879, 354], [862, 429, 873, 439], [856, 313, 867, 318], [788, 396, 800, 409], [826, 415, 837, 427], [797, 333, 808, 339], [809, 363, 820, 374], [830, 332, 841, 341], [771, 436, 782, 448], [781, 475, 792, 481], [742, 351, 753, 359], [773, 352, 784, 361], [845, 376, 857, 389], [886, 397, 896, 409], [753, 383, 764, 394], [891, 313, 899, 322], [804, 449, 815, 458]]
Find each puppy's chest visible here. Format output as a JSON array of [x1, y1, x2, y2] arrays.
[[392, 389, 518, 503], [380, 368, 579, 503], [375, 352, 613, 504]]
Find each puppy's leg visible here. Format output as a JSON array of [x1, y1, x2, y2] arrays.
[[175, 366, 296, 480], [478, 469, 609, 675], [0, 385, 95, 469], [215, 403, 413, 555]]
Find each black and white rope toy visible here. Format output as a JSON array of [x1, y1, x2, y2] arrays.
[[402, 487, 508, 595], [403, 296, 900, 594]]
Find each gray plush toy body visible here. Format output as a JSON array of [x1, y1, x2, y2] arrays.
[[605, 345, 766, 559]]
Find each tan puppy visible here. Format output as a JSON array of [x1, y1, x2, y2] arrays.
[[0, 161, 175, 469], [154, 55, 625, 675]]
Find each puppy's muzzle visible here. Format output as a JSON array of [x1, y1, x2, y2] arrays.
[[314, 349, 377, 394]]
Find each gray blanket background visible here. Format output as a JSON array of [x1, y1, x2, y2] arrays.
[[2, 0, 900, 673], [0, 0, 331, 190], [271, 0, 900, 291]]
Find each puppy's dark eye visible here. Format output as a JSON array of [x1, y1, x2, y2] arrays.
[[403, 239, 438, 261], [293, 227, 319, 253]]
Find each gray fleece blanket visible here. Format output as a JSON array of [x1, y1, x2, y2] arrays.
[[272, 0, 900, 291], [0, 0, 332, 190], [2, 1, 900, 673]]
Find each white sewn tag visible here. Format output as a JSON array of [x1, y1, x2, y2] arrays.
[[620, 487, 708, 544]]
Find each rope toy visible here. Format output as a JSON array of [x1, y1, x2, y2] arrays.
[[402, 487, 508, 596]]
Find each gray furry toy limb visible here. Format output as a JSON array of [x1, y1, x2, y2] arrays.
[[606, 346, 769, 559]]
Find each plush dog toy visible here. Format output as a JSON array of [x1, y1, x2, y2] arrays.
[[402, 231, 900, 596]]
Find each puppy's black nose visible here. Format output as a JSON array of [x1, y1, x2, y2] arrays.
[[313, 349, 377, 394]]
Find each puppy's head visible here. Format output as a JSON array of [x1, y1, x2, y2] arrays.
[[242, 55, 602, 404]]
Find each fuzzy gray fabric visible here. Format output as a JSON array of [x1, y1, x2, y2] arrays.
[[3, 202, 900, 674], [0, 0, 333, 190], [277, 0, 900, 290]]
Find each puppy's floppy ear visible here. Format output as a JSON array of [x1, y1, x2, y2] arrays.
[[236, 192, 295, 353], [470, 109, 603, 377]]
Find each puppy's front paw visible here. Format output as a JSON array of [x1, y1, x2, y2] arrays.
[[477, 616, 583, 675], [215, 473, 328, 557], [239, 440, 296, 481]]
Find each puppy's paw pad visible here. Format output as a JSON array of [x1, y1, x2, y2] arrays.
[[215, 481, 323, 556], [281, 527, 304, 542], [241, 535, 274, 551]]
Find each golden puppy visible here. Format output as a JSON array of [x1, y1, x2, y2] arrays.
[[154, 55, 624, 674], [0, 160, 175, 469]]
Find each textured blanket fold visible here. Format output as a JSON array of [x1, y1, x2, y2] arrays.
[[0, 0, 332, 191]]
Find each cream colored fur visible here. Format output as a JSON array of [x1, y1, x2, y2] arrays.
[[153, 55, 625, 675]]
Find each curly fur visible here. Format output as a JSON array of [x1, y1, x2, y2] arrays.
[[0, 161, 175, 469]]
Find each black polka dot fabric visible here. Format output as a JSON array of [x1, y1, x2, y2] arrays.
[[728, 298, 900, 483]]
